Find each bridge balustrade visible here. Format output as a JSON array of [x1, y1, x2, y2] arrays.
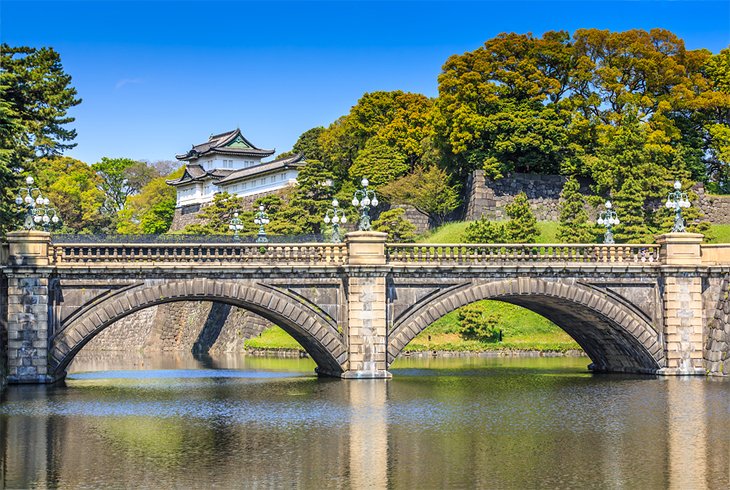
[[48, 242, 348, 266], [384, 243, 661, 265]]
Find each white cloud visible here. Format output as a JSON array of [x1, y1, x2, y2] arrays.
[[115, 78, 144, 89]]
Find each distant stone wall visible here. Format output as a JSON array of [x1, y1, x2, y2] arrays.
[[84, 302, 270, 353], [466, 170, 730, 224], [395, 205, 430, 235]]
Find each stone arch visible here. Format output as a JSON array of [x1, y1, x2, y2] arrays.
[[388, 278, 664, 374], [50, 278, 346, 378]]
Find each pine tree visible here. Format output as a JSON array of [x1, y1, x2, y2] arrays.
[[372, 207, 416, 242], [464, 217, 505, 243], [613, 176, 650, 243], [557, 176, 594, 243], [504, 192, 538, 243]]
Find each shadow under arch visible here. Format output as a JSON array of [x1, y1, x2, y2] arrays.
[[50, 278, 346, 378], [388, 278, 665, 374]]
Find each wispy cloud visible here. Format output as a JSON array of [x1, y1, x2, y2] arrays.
[[115, 78, 144, 90]]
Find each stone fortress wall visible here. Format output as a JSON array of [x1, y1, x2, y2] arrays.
[[83, 302, 269, 353], [466, 170, 730, 224]]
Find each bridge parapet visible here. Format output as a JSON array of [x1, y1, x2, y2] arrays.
[[701, 244, 730, 266], [385, 243, 661, 265], [48, 242, 348, 266]]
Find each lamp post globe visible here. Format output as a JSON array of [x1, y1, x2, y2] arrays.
[[598, 200, 619, 244], [323, 197, 347, 243], [351, 177, 378, 231], [666, 180, 690, 232]]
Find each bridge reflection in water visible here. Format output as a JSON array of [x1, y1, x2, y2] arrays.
[[1, 354, 728, 488]]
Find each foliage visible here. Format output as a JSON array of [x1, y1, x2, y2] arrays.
[[557, 176, 594, 243], [504, 192, 539, 243], [0, 44, 81, 162], [288, 159, 336, 234], [457, 304, 501, 342], [180, 192, 253, 235], [464, 218, 505, 243], [379, 165, 460, 226], [92, 157, 158, 214], [372, 207, 416, 242], [117, 168, 182, 234], [33, 156, 108, 233], [348, 137, 409, 188], [292, 126, 326, 161], [0, 85, 24, 236]]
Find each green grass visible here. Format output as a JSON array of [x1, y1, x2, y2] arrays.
[[419, 220, 730, 244], [246, 300, 580, 354], [418, 220, 559, 244], [244, 326, 304, 351], [403, 299, 580, 353]]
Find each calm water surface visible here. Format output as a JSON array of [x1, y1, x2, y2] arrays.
[[1, 352, 729, 488]]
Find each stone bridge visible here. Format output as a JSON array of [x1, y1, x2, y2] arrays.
[[1, 231, 729, 383]]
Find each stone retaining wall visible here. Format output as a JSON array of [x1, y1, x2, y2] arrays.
[[466, 170, 730, 224], [83, 302, 270, 353], [706, 276, 730, 375]]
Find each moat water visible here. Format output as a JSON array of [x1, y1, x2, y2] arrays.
[[1, 352, 729, 488]]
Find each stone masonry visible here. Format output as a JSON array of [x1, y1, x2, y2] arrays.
[[85, 302, 269, 353], [706, 276, 730, 375], [2, 230, 730, 383], [466, 170, 730, 224]]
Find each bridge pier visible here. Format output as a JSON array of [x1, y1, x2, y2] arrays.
[[657, 233, 707, 375], [342, 232, 391, 379], [4, 231, 60, 383]]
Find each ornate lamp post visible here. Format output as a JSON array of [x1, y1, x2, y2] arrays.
[[351, 178, 378, 231], [597, 200, 620, 244], [323, 198, 347, 243], [254, 205, 270, 243], [228, 212, 244, 241], [15, 176, 59, 231], [665, 180, 691, 232]]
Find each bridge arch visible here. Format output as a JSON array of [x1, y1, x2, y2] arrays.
[[50, 278, 346, 378], [388, 278, 665, 374]]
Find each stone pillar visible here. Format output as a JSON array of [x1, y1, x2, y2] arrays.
[[657, 233, 705, 375], [4, 231, 57, 383], [342, 231, 391, 379]]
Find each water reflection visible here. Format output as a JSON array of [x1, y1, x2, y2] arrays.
[[1, 353, 729, 488]]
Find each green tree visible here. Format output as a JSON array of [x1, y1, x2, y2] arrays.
[[0, 85, 24, 236], [92, 157, 158, 214], [181, 192, 253, 235], [116, 169, 182, 234], [348, 137, 409, 188], [612, 176, 651, 243], [458, 304, 500, 342], [289, 159, 336, 234], [464, 218, 505, 243], [0, 45, 81, 161], [33, 156, 108, 233], [372, 207, 416, 242], [379, 165, 460, 226], [504, 192, 538, 243], [292, 126, 326, 161], [557, 176, 594, 243]]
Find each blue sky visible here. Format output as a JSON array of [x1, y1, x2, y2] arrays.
[[3, 1, 729, 166]]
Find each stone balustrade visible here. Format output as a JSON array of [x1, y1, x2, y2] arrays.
[[385, 243, 661, 265], [48, 242, 348, 266]]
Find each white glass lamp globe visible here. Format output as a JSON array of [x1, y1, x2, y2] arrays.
[[35, 195, 44, 205], [615, 217, 620, 225], [234, 212, 239, 218], [263, 218, 270, 224], [665, 199, 673, 208], [254, 218, 261, 225], [26, 176, 34, 185], [371, 197, 379, 207], [15, 195, 23, 205], [52, 215, 59, 223], [24, 195, 33, 205], [259, 205, 265, 212], [324, 215, 331, 224], [605, 201, 612, 209], [674, 180, 682, 190], [42, 215, 50, 223], [361, 178, 369, 187], [597, 218, 604, 225], [332, 215, 340, 224], [43, 197, 50, 206], [332, 199, 339, 208], [361, 197, 371, 206], [352, 198, 359, 207], [341, 215, 347, 224], [33, 215, 41, 223]]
